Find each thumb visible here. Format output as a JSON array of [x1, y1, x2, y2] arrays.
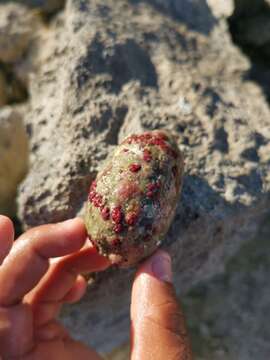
[[130, 250, 192, 360]]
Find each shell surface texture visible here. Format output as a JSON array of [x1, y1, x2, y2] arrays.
[[85, 130, 184, 267]]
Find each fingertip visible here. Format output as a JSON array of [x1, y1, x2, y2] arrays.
[[59, 218, 87, 248], [63, 275, 87, 303], [0, 215, 14, 263], [20, 218, 88, 259], [0, 215, 15, 238], [131, 250, 173, 322], [43, 217, 87, 255], [61, 246, 111, 274], [136, 249, 173, 283]]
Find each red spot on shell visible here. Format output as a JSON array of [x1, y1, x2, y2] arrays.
[[101, 206, 110, 220], [113, 223, 123, 233], [111, 237, 121, 247], [90, 180, 97, 191], [152, 138, 164, 146], [146, 191, 154, 198], [146, 181, 161, 198], [125, 211, 139, 226], [143, 149, 152, 162], [123, 148, 129, 152], [111, 206, 122, 224], [144, 133, 152, 140], [147, 183, 156, 191], [123, 132, 178, 160], [92, 193, 103, 208], [156, 132, 168, 141], [129, 163, 141, 172], [143, 234, 152, 242], [88, 190, 96, 202]]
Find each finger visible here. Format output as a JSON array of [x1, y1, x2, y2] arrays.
[[29, 244, 110, 305], [26, 245, 110, 326], [29, 301, 62, 327], [63, 339, 103, 360], [0, 218, 87, 306], [0, 215, 14, 264], [0, 303, 33, 358], [131, 250, 193, 360], [23, 339, 102, 360], [62, 275, 87, 303], [35, 320, 70, 342], [29, 275, 87, 327], [58, 242, 111, 274]]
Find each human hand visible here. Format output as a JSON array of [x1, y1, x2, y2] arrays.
[[0, 215, 109, 359], [0, 215, 192, 359]]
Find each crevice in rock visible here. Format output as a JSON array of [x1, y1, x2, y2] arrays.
[[0, 62, 28, 104], [228, 0, 270, 102], [129, 0, 217, 35], [12, 215, 23, 237], [0, 0, 66, 23]]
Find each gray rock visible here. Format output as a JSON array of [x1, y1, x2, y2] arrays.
[[17, 0, 270, 354], [0, 107, 28, 216], [182, 215, 270, 360], [207, 0, 234, 18], [0, 3, 40, 63]]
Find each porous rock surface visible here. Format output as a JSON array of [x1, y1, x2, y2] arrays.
[[16, 0, 270, 354]]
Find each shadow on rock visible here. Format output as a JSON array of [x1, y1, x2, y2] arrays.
[[229, 0, 270, 102], [129, 0, 217, 35]]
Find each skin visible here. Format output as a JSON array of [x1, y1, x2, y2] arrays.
[[0, 215, 192, 359]]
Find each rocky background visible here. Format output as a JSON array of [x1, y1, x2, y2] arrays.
[[0, 0, 269, 359]]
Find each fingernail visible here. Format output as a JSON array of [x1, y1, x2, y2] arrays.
[[151, 251, 173, 283]]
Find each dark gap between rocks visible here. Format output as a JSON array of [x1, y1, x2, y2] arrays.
[[0, 62, 28, 105], [228, 0, 270, 103], [0, 0, 66, 24]]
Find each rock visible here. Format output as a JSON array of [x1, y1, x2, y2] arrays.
[[207, 0, 234, 18], [138, 0, 217, 34], [182, 216, 270, 360], [0, 3, 41, 63], [0, 107, 28, 216], [17, 0, 270, 354]]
